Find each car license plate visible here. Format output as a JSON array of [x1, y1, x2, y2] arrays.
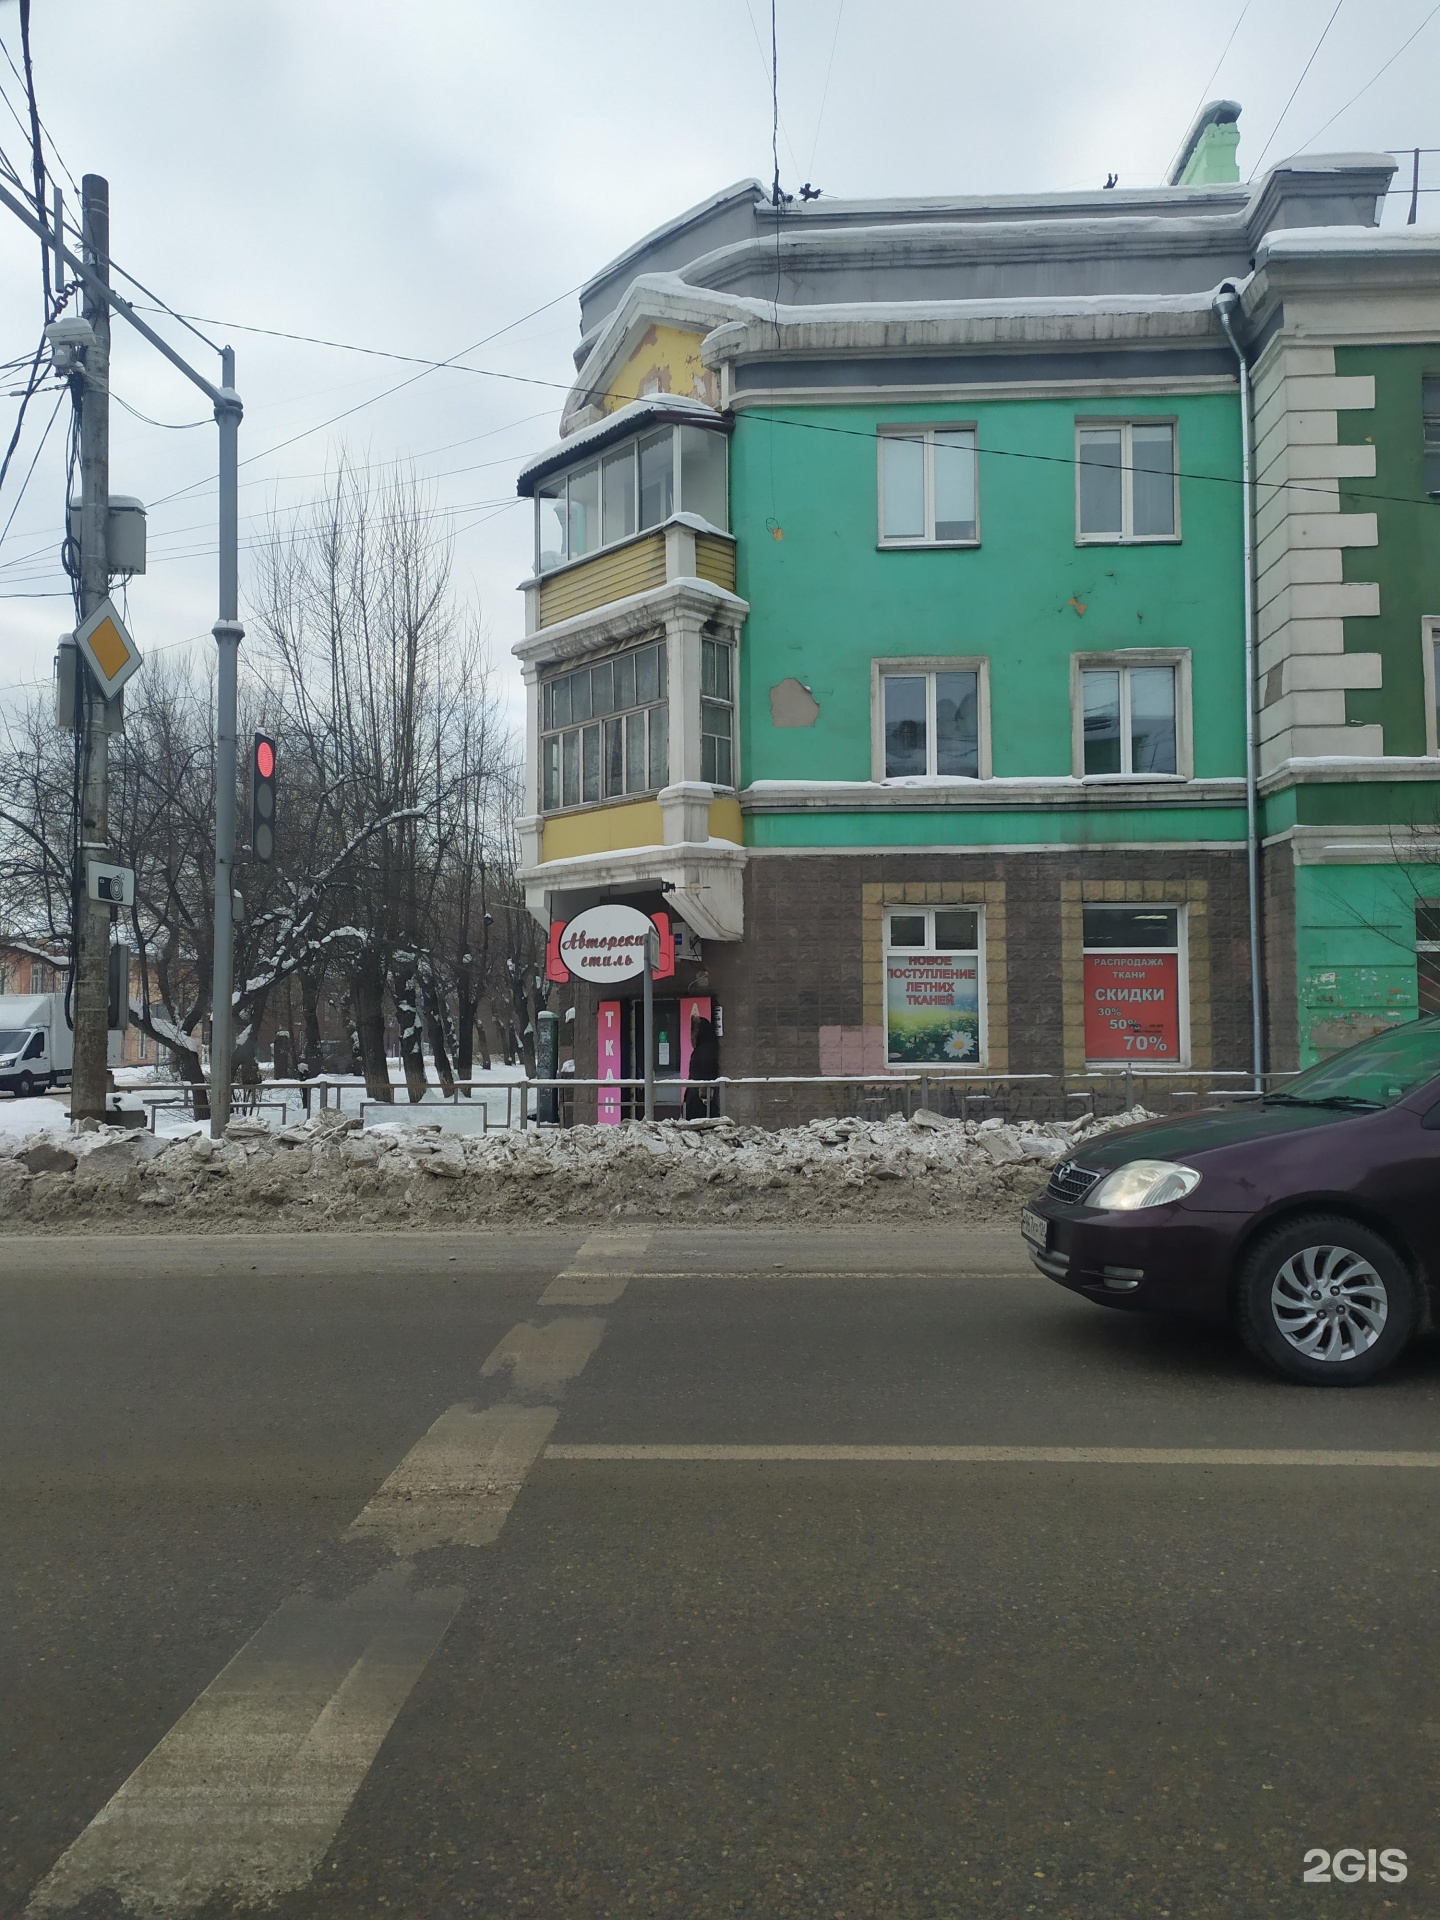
[[1020, 1206, 1049, 1251]]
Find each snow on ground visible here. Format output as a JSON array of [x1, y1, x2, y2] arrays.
[[0, 1101, 1159, 1236], [0, 1093, 70, 1139]]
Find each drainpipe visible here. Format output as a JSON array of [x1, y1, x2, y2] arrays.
[[1215, 282, 1264, 1093]]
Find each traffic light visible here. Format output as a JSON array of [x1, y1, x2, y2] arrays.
[[251, 732, 277, 862]]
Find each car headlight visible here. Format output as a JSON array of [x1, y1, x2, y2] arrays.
[[1088, 1159, 1201, 1210], [0, 1055, 14, 1068]]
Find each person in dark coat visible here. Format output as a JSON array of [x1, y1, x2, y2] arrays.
[[683, 1011, 720, 1120]]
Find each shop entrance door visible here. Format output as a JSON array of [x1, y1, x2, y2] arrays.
[[621, 996, 682, 1118]]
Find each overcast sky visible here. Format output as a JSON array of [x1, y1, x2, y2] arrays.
[[0, 0, 1433, 725]]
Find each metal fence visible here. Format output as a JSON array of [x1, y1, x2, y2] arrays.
[[128, 1066, 1297, 1135]]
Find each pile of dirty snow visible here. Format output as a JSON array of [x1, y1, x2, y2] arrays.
[[0, 1104, 1154, 1235]]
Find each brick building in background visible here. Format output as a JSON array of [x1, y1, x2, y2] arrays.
[[515, 106, 1429, 1114]]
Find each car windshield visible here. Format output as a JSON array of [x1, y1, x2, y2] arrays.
[[1269, 1016, 1440, 1111], [0, 1029, 30, 1051]]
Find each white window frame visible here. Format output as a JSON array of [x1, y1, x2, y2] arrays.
[[1070, 649, 1192, 781], [1074, 417, 1180, 546], [534, 425, 729, 575], [700, 634, 737, 791], [1423, 616, 1440, 756], [539, 639, 670, 814], [876, 424, 980, 548], [870, 656, 991, 781], [1081, 902, 1191, 1068], [882, 905, 988, 1070]]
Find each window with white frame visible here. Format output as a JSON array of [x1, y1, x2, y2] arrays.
[[1076, 419, 1177, 542], [879, 665, 983, 778], [883, 907, 984, 1066], [541, 641, 668, 810], [1077, 658, 1180, 776], [535, 423, 728, 573], [700, 635, 736, 787], [1426, 619, 1440, 756], [878, 426, 978, 545]]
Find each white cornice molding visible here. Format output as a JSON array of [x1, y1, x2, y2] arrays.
[[565, 274, 1234, 434], [1264, 822, 1440, 865], [741, 777, 1247, 812], [1258, 755, 1440, 796], [522, 838, 748, 941], [512, 576, 748, 666], [727, 375, 1236, 409]]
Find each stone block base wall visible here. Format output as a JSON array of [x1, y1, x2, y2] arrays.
[[566, 848, 1255, 1120]]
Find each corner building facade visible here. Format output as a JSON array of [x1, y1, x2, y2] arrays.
[[515, 128, 1400, 1114]]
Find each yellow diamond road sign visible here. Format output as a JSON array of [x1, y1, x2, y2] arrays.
[[74, 597, 142, 700]]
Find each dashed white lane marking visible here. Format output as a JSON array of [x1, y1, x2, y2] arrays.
[[480, 1316, 606, 1395], [539, 1229, 651, 1306], [27, 1565, 460, 1919], [348, 1404, 558, 1552], [27, 1253, 629, 1916], [544, 1444, 1440, 1468]]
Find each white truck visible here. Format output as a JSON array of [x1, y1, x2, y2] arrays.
[[0, 991, 125, 1097]]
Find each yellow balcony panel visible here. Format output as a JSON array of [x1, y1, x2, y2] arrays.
[[537, 533, 666, 627], [695, 532, 736, 593], [709, 797, 743, 845], [542, 800, 664, 862]]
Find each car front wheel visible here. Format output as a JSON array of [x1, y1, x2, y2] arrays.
[[1236, 1215, 1417, 1386], [15, 1072, 33, 1099]]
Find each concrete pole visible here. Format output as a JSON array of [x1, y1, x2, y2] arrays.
[[70, 174, 110, 1124], [209, 346, 244, 1137], [642, 927, 656, 1122]]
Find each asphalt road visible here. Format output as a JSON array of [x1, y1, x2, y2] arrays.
[[3, 1227, 1439, 1919]]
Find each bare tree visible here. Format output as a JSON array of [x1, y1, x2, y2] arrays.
[[250, 459, 511, 1102], [0, 452, 524, 1113]]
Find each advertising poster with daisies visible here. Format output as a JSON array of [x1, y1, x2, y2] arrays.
[[885, 952, 980, 1064]]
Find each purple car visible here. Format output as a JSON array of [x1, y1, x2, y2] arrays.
[[1021, 1017, 1440, 1386]]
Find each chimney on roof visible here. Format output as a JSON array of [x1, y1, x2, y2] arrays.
[[1167, 100, 1242, 187]]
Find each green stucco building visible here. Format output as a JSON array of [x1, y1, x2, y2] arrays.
[[514, 108, 1434, 1112]]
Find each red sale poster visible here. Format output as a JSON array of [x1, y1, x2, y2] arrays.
[[1084, 952, 1181, 1061]]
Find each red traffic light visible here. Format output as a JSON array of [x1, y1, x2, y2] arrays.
[[251, 731, 278, 862]]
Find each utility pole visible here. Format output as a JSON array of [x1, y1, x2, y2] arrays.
[[208, 344, 243, 1137], [0, 171, 243, 1133], [642, 925, 656, 1121], [69, 172, 111, 1124]]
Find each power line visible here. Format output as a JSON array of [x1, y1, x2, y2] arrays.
[[135, 284, 585, 517], [807, 0, 844, 179], [0, 629, 208, 698], [1191, 0, 1252, 122], [0, 384, 61, 552], [4, 364, 1437, 587], [0, 334, 49, 505], [5, 348, 1440, 581], [0, 24, 76, 194], [132, 285, 582, 379], [1296, 1, 1440, 152], [1250, 0, 1346, 177], [740, 0, 800, 186], [0, 407, 557, 574], [111, 391, 213, 432]]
